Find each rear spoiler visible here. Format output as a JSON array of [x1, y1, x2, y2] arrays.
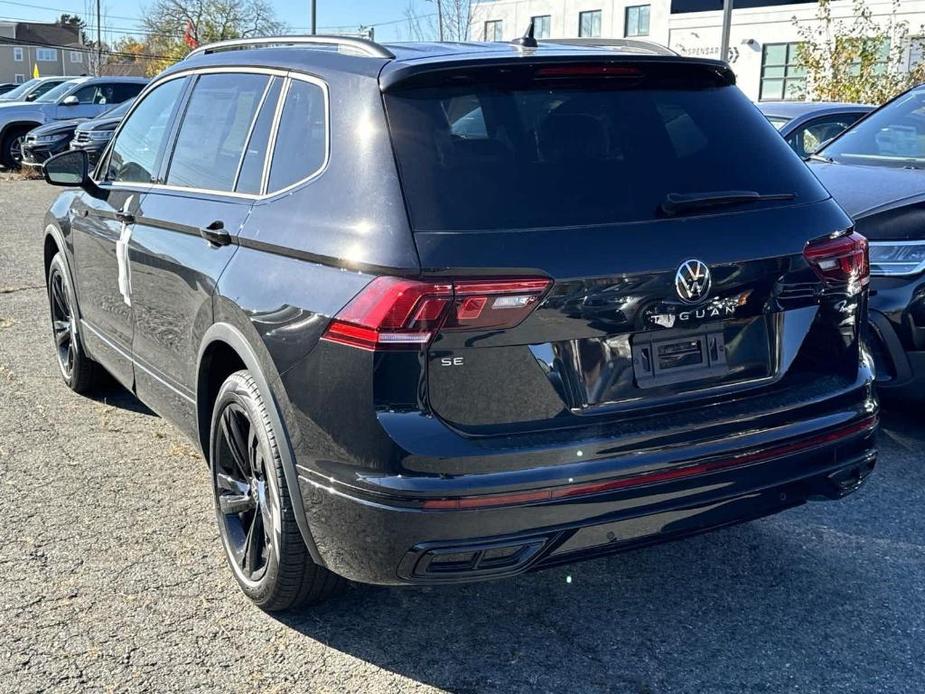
[[379, 55, 735, 92]]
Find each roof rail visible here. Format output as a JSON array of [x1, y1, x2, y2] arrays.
[[542, 38, 677, 57], [186, 35, 395, 60]]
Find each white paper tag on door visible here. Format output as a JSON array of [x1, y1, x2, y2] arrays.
[[116, 195, 133, 306]]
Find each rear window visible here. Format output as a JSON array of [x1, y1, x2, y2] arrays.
[[384, 70, 828, 231]]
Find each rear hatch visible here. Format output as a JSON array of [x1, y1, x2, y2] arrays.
[[379, 57, 862, 433]]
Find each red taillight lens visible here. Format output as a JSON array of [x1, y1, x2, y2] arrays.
[[803, 232, 869, 288], [322, 277, 551, 351]]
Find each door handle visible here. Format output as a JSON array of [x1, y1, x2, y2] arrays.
[[200, 220, 231, 247]]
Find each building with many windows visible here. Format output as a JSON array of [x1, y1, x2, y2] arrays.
[[0, 21, 88, 84], [471, 0, 925, 101]]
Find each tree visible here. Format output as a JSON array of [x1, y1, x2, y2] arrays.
[[404, 0, 484, 42], [141, 0, 286, 74], [793, 0, 925, 104], [59, 13, 90, 44]]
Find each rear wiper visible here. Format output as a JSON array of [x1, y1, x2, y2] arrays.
[[659, 190, 796, 217]]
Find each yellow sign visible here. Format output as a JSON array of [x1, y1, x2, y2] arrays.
[[32, 63, 39, 78]]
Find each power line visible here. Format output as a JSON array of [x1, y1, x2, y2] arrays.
[[1, 33, 176, 60]]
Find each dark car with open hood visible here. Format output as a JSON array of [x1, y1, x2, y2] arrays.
[[38, 34, 877, 611], [809, 85, 925, 400]]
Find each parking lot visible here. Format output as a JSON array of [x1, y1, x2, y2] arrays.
[[0, 179, 923, 693]]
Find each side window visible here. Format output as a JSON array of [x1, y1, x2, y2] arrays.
[[166, 73, 269, 192], [266, 79, 327, 192], [105, 78, 187, 184], [798, 117, 857, 156], [72, 84, 99, 104], [235, 78, 282, 194], [111, 83, 145, 103]]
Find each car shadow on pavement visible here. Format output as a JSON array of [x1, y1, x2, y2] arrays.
[[274, 410, 925, 692], [86, 379, 156, 416]]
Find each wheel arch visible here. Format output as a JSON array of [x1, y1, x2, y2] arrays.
[[196, 321, 324, 565], [43, 223, 81, 318], [1, 119, 41, 146]]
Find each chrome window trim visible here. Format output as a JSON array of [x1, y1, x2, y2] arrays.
[[232, 77, 274, 192], [261, 77, 290, 196], [94, 66, 332, 201]]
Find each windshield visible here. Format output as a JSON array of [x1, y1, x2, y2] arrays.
[[35, 80, 80, 104], [386, 75, 828, 231], [820, 88, 925, 168], [0, 78, 39, 101]]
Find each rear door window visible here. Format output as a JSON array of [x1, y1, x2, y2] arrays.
[[385, 68, 829, 231], [235, 77, 282, 194], [166, 72, 270, 192], [266, 78, 327, 193]]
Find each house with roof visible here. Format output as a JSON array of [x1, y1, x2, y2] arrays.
[[0, 21, 88, 84]]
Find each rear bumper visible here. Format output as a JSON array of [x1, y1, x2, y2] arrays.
[[300, 412, 877, 585]]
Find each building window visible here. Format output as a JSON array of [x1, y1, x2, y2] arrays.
[[14, 73, 25, 84], [760, 42, 805, 101], [13, 46, 23, 61], [625, 5, 650, 37], [908, 36, 925, 71], [484, 20, 503, 42], [846, 37, 890, 77], [579, 10, 602, 38], [532, 15, 551, 39], [70, 50, 83, 63], [36, 47, 57, 61]]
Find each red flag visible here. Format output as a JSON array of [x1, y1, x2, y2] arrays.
[[183, 20, 199, 49]]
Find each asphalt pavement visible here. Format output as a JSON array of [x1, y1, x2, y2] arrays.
[[1, 180, 924, 693]]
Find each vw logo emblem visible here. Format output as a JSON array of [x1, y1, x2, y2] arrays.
[[675, 259, 712, 304]]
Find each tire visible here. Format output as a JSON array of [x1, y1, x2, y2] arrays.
[[47, 253, 105, 394], [209, 370, 345, 611], [1, 125, 29, 168]]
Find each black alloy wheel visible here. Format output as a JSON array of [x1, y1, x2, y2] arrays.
[[49, 266, 76, 380], [214, 401, 275, 584], [209, 370, 345, 610]]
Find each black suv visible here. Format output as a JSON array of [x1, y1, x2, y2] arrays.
[[40, 36, 878, 611]]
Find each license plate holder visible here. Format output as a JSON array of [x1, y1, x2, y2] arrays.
[[632, 329, 728, 389]]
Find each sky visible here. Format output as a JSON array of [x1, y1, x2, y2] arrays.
[[0, 0, 439, 44]]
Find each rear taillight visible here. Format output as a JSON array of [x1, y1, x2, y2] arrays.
[[803, 232, 869, 288], [322, 277, 551, 351]]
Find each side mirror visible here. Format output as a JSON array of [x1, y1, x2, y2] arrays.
[[25, 93, 37, 102], [43, 149, 95, 190], [61, 95, 79, 106]]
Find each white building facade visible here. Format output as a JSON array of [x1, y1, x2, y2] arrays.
[[471, 0, 925, 101]]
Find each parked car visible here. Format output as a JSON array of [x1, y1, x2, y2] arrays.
[[0, 76, 72, 103], [39, 36, 878, 611], [758, 101, 874, 158], [21, 118, 86, 167], [68, 97, 135, 165], [0, 76, 147, 167], [809, 85, 925, 400], [0, 83, 17, 96]]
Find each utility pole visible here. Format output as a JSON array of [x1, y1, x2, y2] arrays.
[[95, 0, 101, 76], [311, 0, 316, 35], [719, 0, 733, 63], [436, 0, 444, 42]]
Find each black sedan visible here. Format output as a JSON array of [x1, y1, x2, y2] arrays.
[[20, 118, 86, 167], [758, 101, 874, 158], [809, 86, 925, 399], [68, 97, 134, 165]]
